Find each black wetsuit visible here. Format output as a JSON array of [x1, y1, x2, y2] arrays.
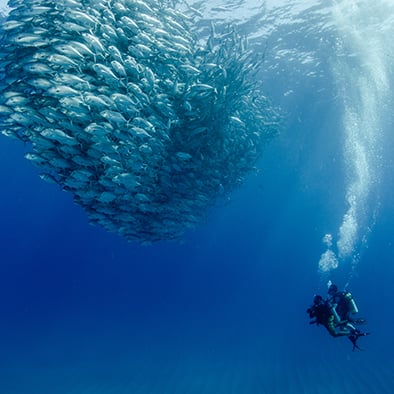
[[307, 299, 354, 337], [307, 300, 338, 336]]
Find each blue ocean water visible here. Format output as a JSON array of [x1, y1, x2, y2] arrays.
[[1, 0, 394, 393]]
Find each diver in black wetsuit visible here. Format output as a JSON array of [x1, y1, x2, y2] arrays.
[[307, 292, 369, 351], [307, 295, 353, 337]]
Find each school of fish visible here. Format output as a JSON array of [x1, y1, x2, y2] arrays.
[[0, 0, 278, 242]]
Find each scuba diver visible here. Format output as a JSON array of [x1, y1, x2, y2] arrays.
[[327, 284, 366, 325], [307, 288, 370, 351]]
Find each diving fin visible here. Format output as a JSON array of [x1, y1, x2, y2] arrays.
[[348, 331, 370, 351]]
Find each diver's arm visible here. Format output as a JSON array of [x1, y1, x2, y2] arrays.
[[329, 303, 341, 324]]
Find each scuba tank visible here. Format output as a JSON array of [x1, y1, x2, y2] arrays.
[[344, 292, 359, 314]]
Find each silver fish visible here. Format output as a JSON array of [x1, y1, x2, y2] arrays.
[[23, 62, 53, 75], [100, 109, 127, 126], [93, 63, 121, 86], [41, 128, 78, 146], [47, 85, 80, 97], [10, 34, 49, 47], [48, 54, 81, 70], [85, 32, 107, 52], [119, 16, 139, 35]]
